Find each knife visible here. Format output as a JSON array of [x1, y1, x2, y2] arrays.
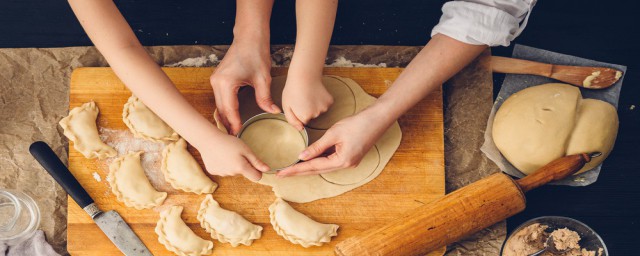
[[29, 141, 152, 256]]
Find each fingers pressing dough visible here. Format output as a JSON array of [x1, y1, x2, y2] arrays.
[[197, 194, 262, 247], [108, 151, 167, 209], [156, 206, 214, 256], [59, 101, 116, 159], [320, 146, 381, 185], [269, 198, 338, 247], [230, 76, 403, 203], [123, 95, 179, 143], [162, 139, 218, 194]]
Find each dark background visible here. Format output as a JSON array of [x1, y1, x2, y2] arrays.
[[1, 0, 638, 255]]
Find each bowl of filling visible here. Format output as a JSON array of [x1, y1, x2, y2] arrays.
[[501, 216, 607, 256]]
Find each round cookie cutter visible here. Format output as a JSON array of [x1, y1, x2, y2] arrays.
[[237, 113, 309, 173]]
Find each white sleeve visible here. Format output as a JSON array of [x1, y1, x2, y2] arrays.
[[431, 0, 537, 47]]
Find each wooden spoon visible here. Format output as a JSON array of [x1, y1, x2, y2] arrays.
[[491, 56, 623, 89]]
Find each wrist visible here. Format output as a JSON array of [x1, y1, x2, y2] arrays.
[[191, 126, 226, 150], [287, 60, 324, 82], [360, 100, 400, 128], [232, 24, 270, 46]]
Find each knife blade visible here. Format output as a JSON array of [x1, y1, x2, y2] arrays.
[[29, 141, 152, 256]]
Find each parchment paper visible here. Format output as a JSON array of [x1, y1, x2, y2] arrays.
[[443, 50, 506, 255], [1, 45, 500, 255], [481, 45, 626, 186]]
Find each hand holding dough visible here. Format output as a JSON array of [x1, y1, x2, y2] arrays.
[[269, 198, 338, 247], [59, 101, 116, 159], [492, 83, 618, 175]]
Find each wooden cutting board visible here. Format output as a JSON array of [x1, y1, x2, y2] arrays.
[[66, 67, 445, 255]]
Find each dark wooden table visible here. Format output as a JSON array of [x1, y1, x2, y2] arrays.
[[1, 0, 638, 255]]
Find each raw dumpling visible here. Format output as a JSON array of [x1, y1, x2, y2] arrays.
[[161, 139, 217, 194], [197, 194, 262, 247], [107, 151, 167, 209], [269, 198, 338, 247], [156, 206, 214, 256], [123, 95, 179, 142], [59, 101, 116, 159]]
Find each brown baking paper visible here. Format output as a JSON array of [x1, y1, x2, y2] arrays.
[[0, 45, 501, 255]]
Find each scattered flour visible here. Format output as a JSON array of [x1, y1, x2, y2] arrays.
[[326, 56, 387, 68], [99, 128, 174, 192], [92, 172, 102, 182], [166, 54, 219, 67]]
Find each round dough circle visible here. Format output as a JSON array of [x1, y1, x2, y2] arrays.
[[320, 146, 381, 185], [239, 119, 306, 170]]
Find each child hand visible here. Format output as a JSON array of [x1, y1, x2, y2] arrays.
[[197, 130, 270, 181], [282, 75, 334, 130], [210, 40, 280, 135]]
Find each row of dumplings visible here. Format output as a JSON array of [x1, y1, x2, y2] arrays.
[[59, 96, 339, 255]]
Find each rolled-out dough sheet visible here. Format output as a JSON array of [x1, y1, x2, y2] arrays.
[[235, 75, 402, 203], [239, 119, 306, 170]]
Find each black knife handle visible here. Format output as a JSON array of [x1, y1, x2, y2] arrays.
[[29, 141, 94, 209]]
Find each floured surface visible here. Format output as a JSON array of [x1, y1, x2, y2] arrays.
[[66, 66, 444, 255], [238, 75, 402, 203]]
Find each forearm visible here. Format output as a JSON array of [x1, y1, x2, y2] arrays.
[[364, 34, 486, 126], [233, 0, 273, 45], [68, 0, 222, 148], [289, 0, 338, 78]]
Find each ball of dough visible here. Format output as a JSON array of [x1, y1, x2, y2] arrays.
[[492, 83, 618, 175]]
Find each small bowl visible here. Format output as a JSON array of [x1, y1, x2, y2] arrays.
[[237, 113, 309, 173], [501, 216, 607, 256]]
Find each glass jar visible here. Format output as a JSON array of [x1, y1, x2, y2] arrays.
[[0, 189, 40, 246]]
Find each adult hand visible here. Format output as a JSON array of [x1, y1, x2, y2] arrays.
[[282, 75, 333, 130], [277, 111, 391, 177], [197, 130, 270, 181], [210, 41, 280, 135]]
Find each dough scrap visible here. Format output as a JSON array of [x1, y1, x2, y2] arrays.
[[239, 119, 306, 170], [156, 206, 214, 256], [269, 198, 338, 248], [59, 101, 116, 159], [492, 83, 618, 175], [161, 139, 217, 194], [123, 95, 179, 143], [107, 151, 167, 209], [197, 194, 262, 247], [232, 75, 402, 203]]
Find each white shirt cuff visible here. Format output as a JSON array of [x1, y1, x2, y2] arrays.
[[431, 1, 534, 47]]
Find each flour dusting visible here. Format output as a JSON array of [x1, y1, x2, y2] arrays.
[[166, 54, 219, 67], [327, 56, 387, 68], [92, 172, 102, 182], [99, 128, 174, 191]]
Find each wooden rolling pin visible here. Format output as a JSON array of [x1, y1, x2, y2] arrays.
[[335, 153, 599, 256]]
